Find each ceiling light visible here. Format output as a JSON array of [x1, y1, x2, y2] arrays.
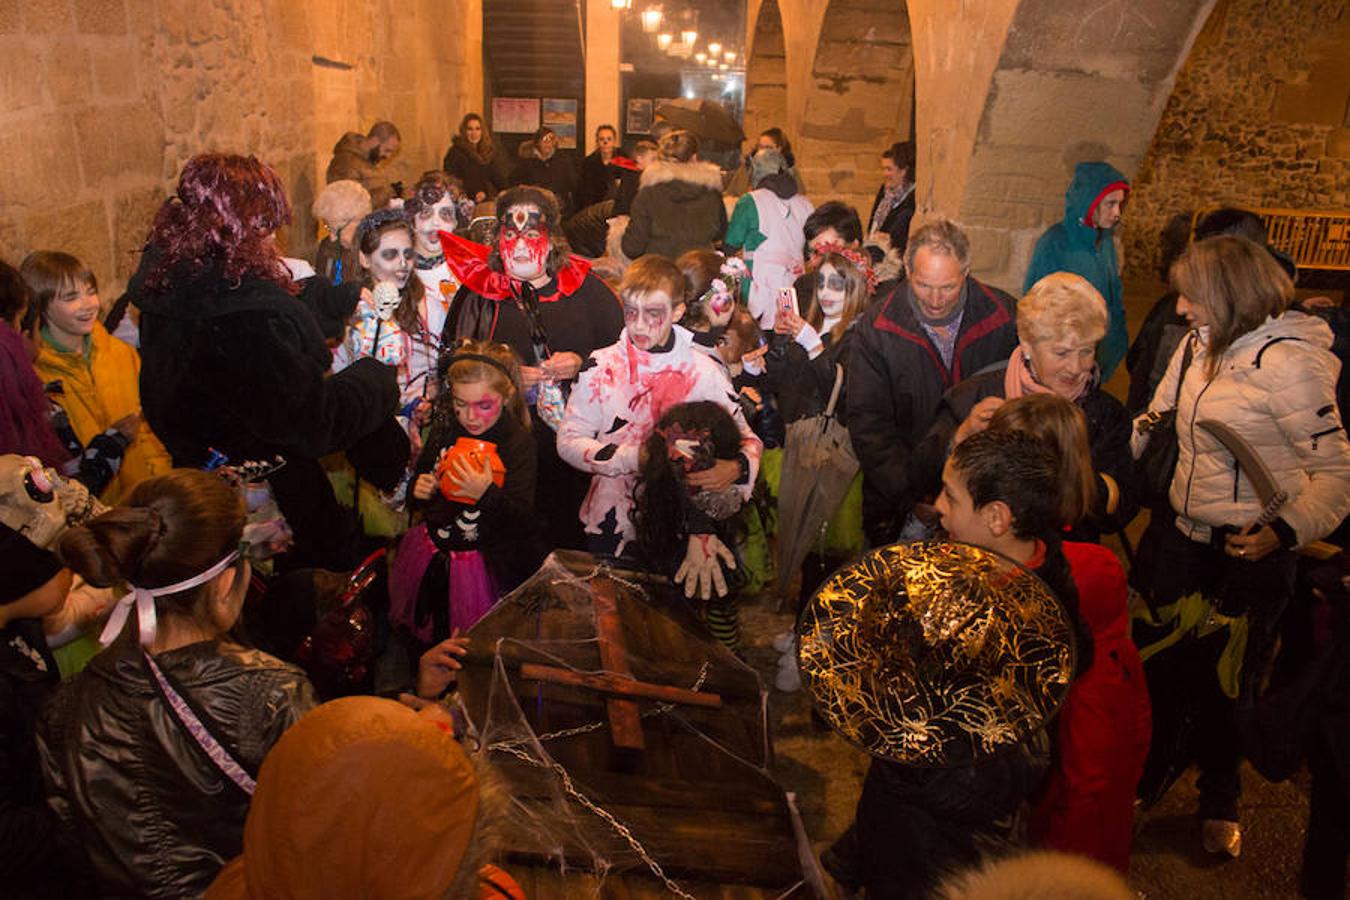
[[708, 42, 722, 55], [718, 62, 729, 70], [640, 8, 662, 32], [724, 50, 736, 63], [610, 0, 631, 8], [657, 32, 673, 49], [682, 29, 698, 45], [695, 51, 706, 62]]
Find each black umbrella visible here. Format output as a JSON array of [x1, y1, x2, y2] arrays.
[[655, 98, 746, 146]]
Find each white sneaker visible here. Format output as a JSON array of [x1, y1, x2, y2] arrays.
[[1201, 819, 1242, 858], [775, 654, 802, 692], [772, 630, 796, 654]]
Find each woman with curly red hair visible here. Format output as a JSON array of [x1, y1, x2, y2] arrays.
[[128, 154, 404, 569]]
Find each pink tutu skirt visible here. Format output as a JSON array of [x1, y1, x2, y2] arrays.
[[389, 523, 498, 643]]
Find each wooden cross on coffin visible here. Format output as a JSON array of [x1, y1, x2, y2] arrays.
[[518, 574, 723, 749]]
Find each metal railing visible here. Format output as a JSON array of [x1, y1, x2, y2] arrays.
[[1195, 207, 1350, 271]]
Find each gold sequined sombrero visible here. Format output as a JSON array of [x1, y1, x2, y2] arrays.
[[799, 540, 1075, 767]]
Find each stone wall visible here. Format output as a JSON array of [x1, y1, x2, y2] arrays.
[[955, 0, 1216, 292], [795, 0, 912, 218], [0, 0, 482, 294], [743, 0, 787, 146], [1121, 0, 1350, 280]]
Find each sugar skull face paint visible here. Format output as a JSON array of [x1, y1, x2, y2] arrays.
[[362, 229, 414, 288], [623, 290, 682, 351], [816, 263, 846, 318], [498, 204, 550, 283], [451, 379, 505, 435]]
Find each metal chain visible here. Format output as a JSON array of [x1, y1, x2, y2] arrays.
[[492, 742, 697, 900]]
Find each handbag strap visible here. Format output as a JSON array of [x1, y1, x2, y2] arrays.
[[142, 650, 257, 797], [823, 364, 845, 418], [1173, 333, 1196, 405]]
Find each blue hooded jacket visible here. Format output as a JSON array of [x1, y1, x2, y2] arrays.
[[1023, 162, 1130, 379]]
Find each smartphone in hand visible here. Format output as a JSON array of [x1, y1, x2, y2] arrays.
[[775, 286, 798, 321]]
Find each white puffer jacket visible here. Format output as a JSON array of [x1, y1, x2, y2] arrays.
[[1132, 311, 1350, 546]]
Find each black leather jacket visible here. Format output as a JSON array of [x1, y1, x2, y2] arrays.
[[38, 632, 316, 899]]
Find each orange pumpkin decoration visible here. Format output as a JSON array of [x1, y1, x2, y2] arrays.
[[435, 437, 506, 504]]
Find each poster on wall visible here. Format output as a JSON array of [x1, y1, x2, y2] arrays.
[[492, 97, 540, 134], [542, 99, 578, 149], [626, 98, 653, 135]]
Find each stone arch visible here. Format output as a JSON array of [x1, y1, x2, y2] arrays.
[[743, 0, 787, 146], [795, 0, 914, 217], [1123, 0, 1350, 281], [949, 0, 1219, 289]]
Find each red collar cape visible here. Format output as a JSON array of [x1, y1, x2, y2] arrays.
[[438, 232, 591, 302]]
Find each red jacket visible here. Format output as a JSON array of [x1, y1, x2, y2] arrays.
[[1031, 541, 1152, 872]]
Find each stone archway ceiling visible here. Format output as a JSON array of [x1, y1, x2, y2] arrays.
[[956, 0, 1218, 288], [743, 0, 786, 143], [796, 0, 914, 218]]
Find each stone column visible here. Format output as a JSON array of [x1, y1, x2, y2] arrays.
[[585, 1, 621, 153]]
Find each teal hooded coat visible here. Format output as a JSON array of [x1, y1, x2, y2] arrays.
[[1023, 162, 1130, 379]]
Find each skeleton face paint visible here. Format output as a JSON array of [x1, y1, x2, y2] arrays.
[[624, 290, 680, 350], [498, 204, 550, 283], [816, 263, 847, 318], [413, 196, 457, 256], [363, 230, 413, 287]]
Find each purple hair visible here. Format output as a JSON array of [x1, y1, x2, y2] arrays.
[[140, 154, 296, 296]]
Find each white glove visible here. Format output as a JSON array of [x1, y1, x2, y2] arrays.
[[674, 534, 736, 601]]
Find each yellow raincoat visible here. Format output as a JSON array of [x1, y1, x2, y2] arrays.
[[34, 323, 172, 504]]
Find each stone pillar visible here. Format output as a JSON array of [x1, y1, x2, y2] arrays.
[[585, 1, 621, 153]]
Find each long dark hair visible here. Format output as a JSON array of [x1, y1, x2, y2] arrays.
[[140, 154, 296, 296], [458, 113, 496, 162], [356, 211, 426, 337], [631, 402, 743, 571]]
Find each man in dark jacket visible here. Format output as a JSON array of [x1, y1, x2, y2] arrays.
[[847, 219, 1019, 546], [868, 140, 916, 256], [325, 121, 402, 209]]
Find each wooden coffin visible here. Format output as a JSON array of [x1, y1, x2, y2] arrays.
[[456, 551, 811, 896]]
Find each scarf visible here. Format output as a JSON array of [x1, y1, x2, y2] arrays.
[[1003, 346, 1090, 402]]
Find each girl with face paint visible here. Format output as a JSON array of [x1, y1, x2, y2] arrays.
[[333, 211, 437, 423], [329, 212, 439, 521], [390, 341, 546, 645]]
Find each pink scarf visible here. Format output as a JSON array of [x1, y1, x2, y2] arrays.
[[1003, 347, 1088, 402]]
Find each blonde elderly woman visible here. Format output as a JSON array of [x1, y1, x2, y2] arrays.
[[1128, 235, 1350, 861], [911, 271, 1138, 540], [311, 179, 372, 288]]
